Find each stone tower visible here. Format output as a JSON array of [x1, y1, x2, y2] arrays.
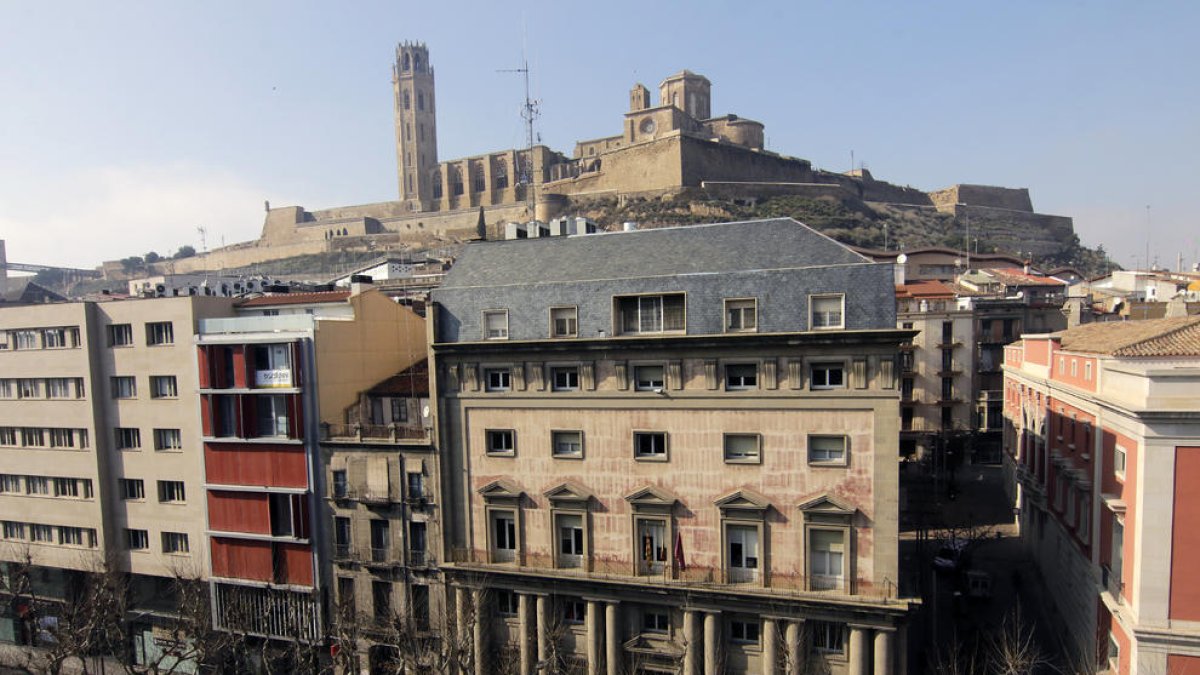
[[659, 70, 711, 120], [393, 42, 438, 209]]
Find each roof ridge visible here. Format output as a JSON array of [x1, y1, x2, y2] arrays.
[[1111, 317, 1200, 356]]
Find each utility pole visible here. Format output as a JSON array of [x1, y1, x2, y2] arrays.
[[498, 57, 540, 221]]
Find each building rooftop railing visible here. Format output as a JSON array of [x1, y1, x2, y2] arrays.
[[321, 423, 430, 444]]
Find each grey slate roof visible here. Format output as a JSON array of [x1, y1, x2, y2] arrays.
[[440, 218, 871, 289]]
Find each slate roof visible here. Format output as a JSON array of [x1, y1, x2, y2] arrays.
[[1057, 317, 1200, 357], [441, 218, 872, 289]]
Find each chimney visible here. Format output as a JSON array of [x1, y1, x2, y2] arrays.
[[350, 274, 374, 296], [1023, 260, 1031, 275]]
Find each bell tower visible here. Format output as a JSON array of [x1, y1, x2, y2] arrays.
[[393, 42, 438, 209]]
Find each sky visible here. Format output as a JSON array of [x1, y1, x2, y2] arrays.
[[1, 1, 1198, 271]]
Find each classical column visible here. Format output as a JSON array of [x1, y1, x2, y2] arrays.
[[848, 625, 869, 675], [703, 612, 720, 675], [536, 595, 550, 666], [762, 617, 779, 675], [683, 610, 700, 675], [606, 602, 620, 675], [586, 600, 601, 675], [518, 593, 533, 675], [785, 620, 803, 675], [873, 628, 894, 675], [473, 588, 486, 675]]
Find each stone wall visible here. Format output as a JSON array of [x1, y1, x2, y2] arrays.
[[679, 135, 813, 186], [930, 184, 1034, 212]]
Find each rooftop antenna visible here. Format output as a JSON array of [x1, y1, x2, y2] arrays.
[[1144, 205, 1151, 271], [498, 31, 540, 221]]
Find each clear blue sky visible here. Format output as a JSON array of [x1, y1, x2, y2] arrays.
[[2, 1, 1197, 271]]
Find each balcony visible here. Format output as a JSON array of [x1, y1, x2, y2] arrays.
[[901, 418, 931, 432], [936, 340, 963, 349], [334, 543, 352, 560], [900, 391, 922, 405], [371, 547, 391, 564], [936, 364, 964, 377], [322, 423, 429, 444], [408, 550, 435, 567]]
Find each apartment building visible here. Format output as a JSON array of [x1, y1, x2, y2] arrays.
[[195, 286, 426, 644], [1003, 317, 1200, 674], [321, 358, 445, 671], [895, 265, 1066, 462], [0, 296, 236, 648], [430, 219, 916, 675]]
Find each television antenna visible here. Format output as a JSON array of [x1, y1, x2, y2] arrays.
[[497, 56, 540, 219]]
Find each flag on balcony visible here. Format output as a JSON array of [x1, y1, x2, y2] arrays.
[[673, 531, 686, 571]]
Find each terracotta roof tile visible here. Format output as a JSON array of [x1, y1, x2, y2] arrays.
[[237, 290, 351, 307], [983, 268, 1067, 287], [1057, 317, 1200, 357], [896, 279, 957, 299]]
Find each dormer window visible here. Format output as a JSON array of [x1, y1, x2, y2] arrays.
[[616, 294, 684, 335], [483, 310, 509, 340], [810, 294, 845, 330]]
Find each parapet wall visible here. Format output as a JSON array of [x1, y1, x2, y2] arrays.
[[930, 184, 1033, 212]]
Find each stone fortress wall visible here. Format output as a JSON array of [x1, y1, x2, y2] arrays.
[[149, 42, 1077, 275]]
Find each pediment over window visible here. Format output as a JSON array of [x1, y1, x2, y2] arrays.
[[624, 484, 680, 513], [478, 478, 525, 503], [798, 493, 857, 524], [714, 488, 772, 517], [543, 480, 595, 507]]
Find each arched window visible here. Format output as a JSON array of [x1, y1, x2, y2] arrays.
[[417, 91, 425, 111], [494, 160, 508, 189], [414, 53, 423, 72], [402, 53, 410, 71], [406, 123, 412, 140], [471, 161, 485, 192], [432, 171, 443, 199], [403, 90, 410, 110]]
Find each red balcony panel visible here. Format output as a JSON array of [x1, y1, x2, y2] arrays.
[[239, 394, 256, 438], [290, 342, 303, 387], [278, 542, 314, 586], [200, 395, 213, 437], [287, 394, 303, 440], [204, 443, 308, 488], [197, 346, 211, 389], [207, 491, 271, 534], [232, 345, 248, 389], [210, 538, 273, 582]]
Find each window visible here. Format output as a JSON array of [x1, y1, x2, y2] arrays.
[[483, 310, 509, 340], [30, 524, 52, 542], [484, 368, 511, 392], [25, 477, 49, 495], [809, 435, 848, 466], [13, 330, 38, 350], [49, 428, 77, 448], [18, 379, 41, 399], [490, 511, 517, 562], [496, 590, 519, 617], [724, 434, 761, 463], [407, 472, 426, 500], [811, 621, 846, 652], [634, 365, 665, 391], [616, 294, 685, 334], [331, 470, 348, 499], [636, 518, 668, 574], [115, 427, 141, 450], [557, 513, 584, 566], [1078, 494, 1090, 543], [810, 529, 845, 590], [150, 376, 178, 399], [409, 521, 427, 563], [256, 395, 290, 437], [21, 428, 46, 447], [158, 481, 186, 503], [154, 428, 183, 451], [725, 298, 757, 332], [146, 322, 174, 345], [726, 524, 760, 582], [643, 609, 670, 634], [486, 430, 515, 456], [634, 432, 667, 460], [0, 475, 20, 493], [563, 599, 586, 624], [552, 430, 584, 458], [53, 478, 88, 498], [1071, 359, 1078, 377], [111, 376, 137, 399], [369, 519, 391, 561], [810, 295, 845, 330], [550, 307, 578, 338], [161, 532, 190, 554], [390, 399, 408, 423], [810, 363, 845, 389], [1085, 362, 1093, 381], [551, 366, 579, 391], [108, 324, 134, 347], [0, 381, 11, 399], [59, 526, 85, 546], [126, 529, 149, 551], [725, 363, 758, 390], [334, 517, 351, 557], [2, 522, 24, 540], [1114, 445, 1127, 480], [0, 428, 14, 446], [121, 479, 145, 500], [46, 378, 80, 399], [337, 577, 355, 612], [730, 619, 761, 644]]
